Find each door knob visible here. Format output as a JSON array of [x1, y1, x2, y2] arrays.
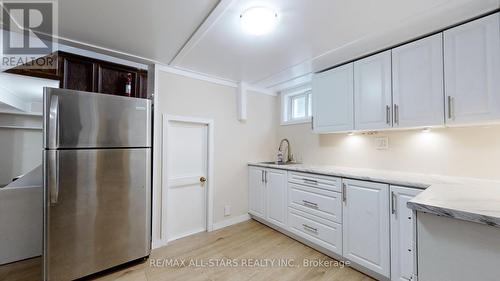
[[200, 177, 207, 183]]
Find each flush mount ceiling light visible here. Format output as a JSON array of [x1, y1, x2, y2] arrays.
[[240, 7, 278, 36]]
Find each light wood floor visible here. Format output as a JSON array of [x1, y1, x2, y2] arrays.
[[91, 220, 374, 281], [0, 220, 374, 281]]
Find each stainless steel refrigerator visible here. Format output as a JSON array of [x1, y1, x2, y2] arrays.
[[43, 88, 151, 281]]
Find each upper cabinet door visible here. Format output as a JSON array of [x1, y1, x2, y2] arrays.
[[392, 34, 445, 128], [312, 63, 354, 133], [354, 51, 393, 130], [444, 13, 500, 125]]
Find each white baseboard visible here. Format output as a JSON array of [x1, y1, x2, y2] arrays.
[[212, 214, 251, 231]]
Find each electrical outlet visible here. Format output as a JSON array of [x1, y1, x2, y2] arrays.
[[375, 136, 389, 150], [224, 205, 231, 217]]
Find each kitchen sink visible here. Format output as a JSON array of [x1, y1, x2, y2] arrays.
[[259, 161, 297, 165]]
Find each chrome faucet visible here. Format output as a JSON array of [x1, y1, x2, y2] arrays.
[[278, 139, 293, 164]]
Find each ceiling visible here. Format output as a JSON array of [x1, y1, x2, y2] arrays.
[[56, 0, 500, 92]]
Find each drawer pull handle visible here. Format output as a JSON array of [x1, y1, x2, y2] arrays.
[[302, 224, 318, 233], [302, 178, 318, 185], [302, 200, 318, 208]]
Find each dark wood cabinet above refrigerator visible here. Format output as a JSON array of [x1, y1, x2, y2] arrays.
[[4, 51, 149, 99]]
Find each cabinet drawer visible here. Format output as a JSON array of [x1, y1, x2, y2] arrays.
[[288, 172, 341, 192], [289, 184, 342, 223], [288, 208, 342, 256]]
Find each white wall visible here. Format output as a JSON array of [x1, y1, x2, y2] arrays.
[[277, 121, 500, 180], [0, 129, 42, 186], [154, 70, 278, 242]]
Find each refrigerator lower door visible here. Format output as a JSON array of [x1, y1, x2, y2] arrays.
[[43, 148, 151, 281]]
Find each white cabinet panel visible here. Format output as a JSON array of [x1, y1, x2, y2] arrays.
[[444, 13, 500, 125], [288, 207, 343, 256], [248, 166, 265, 218], [312, 63, 354, 133], [390, 186, 421, 281], [392, 34, 445, 128], [354, 51, 392, 130], [288, 183, 342, 223], [288, 172, 341, 193], [266, 169, 287, 228], [342, 179, 390, 277]]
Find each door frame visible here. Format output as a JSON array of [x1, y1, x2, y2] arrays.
[[161, 114, 215, 246]]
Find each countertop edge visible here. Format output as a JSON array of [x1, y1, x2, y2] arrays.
[[407, 200, 500, 227]]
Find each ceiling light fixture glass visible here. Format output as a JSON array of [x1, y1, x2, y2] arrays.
[[240, 7, 278, 36]]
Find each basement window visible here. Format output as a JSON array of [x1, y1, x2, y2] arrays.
[[281, 84, 312, 125]]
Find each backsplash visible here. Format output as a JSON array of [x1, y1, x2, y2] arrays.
[[277, 123, 500, 180]]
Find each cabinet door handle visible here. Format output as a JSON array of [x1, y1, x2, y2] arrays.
[[342, 182, 347, 203], [303, 178, 318, 185], [264, 171, 267, 184], [393, 104, 399, 125], [302, 224, 318, 233], [391, 191, 397, 216], [448, 96, 454, 120], [302, 200, 318, 208], [311, 116, 314, 130], [261, 170, 264, 183], [386, 105, 391, 124]]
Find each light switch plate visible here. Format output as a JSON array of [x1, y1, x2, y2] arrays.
[[375, 136, 389, 150]]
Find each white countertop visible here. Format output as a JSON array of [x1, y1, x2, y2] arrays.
[[248, 162, 500, 228]]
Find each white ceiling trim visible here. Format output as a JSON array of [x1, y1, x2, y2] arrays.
[[156, 64, 276, 96], [55, 35, 158, 66], [156, 64, 238, 88], [169, 0, 238, 66]]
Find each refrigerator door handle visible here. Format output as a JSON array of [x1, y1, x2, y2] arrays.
[[48, 95, 59, 149], [48, 151, 59, 205]]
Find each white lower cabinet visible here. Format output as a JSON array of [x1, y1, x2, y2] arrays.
[[390, 185, 421, 281], [342, 179, 391, 278], [265, 169, 287, 228], [248, 166, 287, 226], [248, 166, 266, 218], [249, 167, 422, 281]]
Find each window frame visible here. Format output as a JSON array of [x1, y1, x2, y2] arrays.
[[280, 84, 312, 125]]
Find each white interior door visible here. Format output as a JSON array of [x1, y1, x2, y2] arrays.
[[166, 120, 208, 242]]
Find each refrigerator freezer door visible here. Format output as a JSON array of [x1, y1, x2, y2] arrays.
[[43, 88, 151, 149], [43, 148, 151, 281]]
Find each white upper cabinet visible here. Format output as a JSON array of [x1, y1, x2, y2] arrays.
[[444, 12, 500, 125], [392, 34, 445, 128], [354, 50, 392, 130], [312, 63, 354, 133], [342, 179, 390, 277], [265, 169, 287, 228]]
